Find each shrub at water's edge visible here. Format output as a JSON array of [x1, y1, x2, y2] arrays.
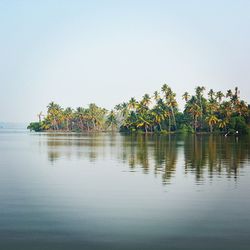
[[27, 122, 44, 132], [28, 85, 250, 134]]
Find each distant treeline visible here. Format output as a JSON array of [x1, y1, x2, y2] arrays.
[[28, 85, 250, 134]]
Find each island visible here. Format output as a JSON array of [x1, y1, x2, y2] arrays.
[[28, 84, 250, 135]]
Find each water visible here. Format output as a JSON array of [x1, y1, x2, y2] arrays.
[[0, 130, 250, 250]]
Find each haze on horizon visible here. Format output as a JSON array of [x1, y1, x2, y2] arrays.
[[0, 0, 250, 123]]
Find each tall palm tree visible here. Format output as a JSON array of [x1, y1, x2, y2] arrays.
[[64, 107, 73, 131], [195, 86, 205, 128], [168, 93, 178, 129], [37, 111, 44, 123], [161, 84, 177, 129], [185, 97, 202, 132]]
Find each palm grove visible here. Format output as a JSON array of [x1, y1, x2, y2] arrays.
[[28, 84, 250, 134]]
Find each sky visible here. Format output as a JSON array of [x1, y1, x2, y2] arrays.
[[0, 0, 250, 123]]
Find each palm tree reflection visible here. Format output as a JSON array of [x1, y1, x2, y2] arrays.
[[43, 133, 249, 184]]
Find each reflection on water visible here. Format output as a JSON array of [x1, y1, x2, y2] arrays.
[[1, 131, 250, 250], [41, 133, 250, 184]]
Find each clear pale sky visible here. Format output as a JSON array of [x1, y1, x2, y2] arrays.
[[0, 0, 250, 123]]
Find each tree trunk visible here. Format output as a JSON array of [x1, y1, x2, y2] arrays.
[[171, 106, 176, 129], [80, 119, 84, 131], [159, 123, 162, 131], [168, 116, 171, 132], [194, 115, 197, 132], [200, 96, 203, 129], [66, 119, 69, 131]]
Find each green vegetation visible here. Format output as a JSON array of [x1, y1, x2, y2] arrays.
[[28, 85, 250, 134]]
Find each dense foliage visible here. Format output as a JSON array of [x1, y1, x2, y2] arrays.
[[28, 85, 250, 134]]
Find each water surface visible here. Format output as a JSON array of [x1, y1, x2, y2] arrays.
[[0, 130, 250, 249]]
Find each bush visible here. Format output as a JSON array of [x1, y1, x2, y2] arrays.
[[229, 116, 249, 134], [178, 124, 194, 134], [27, 122, 43, 132]]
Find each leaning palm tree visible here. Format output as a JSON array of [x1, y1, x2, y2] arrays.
[[151, 107, 164, 131], [136, 112, 151, 133]]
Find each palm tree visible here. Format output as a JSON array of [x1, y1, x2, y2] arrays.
[[235, 100, 248, 116], [47, 102, 62, 130], [185, 97, 202, 132], [226, 89, 233, 98], [207, 101, 218, 115], [161, 83, 169, 95], [75, 107, 85, 130], [208, 89, 215, 101], [218, 119, 229, 131], [37, 111, 44, 123], [106, 110, 118, 131], [168, 93, 178, 129], [182, 92, 190, 102], [128, 97, 138, 110], [136, 112, 151, 133], [231, 86, 240, 106], [153, 91, 160, 102], [141, 94, 151, 107], [205, 114, 219, 132], [162, 84, 177, 129], [64, 107, 73, 131], [151, 107, 164, 131], [216, 91, 224, 103], [195, 86, 205, 126]]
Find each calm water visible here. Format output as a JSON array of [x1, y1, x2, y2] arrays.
[[0, 130, 250, 250]]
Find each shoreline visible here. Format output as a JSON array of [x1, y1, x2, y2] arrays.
[[28, 129, 242, 136]]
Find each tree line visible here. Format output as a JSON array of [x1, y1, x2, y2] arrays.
[[28, 84, 250, 134]]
